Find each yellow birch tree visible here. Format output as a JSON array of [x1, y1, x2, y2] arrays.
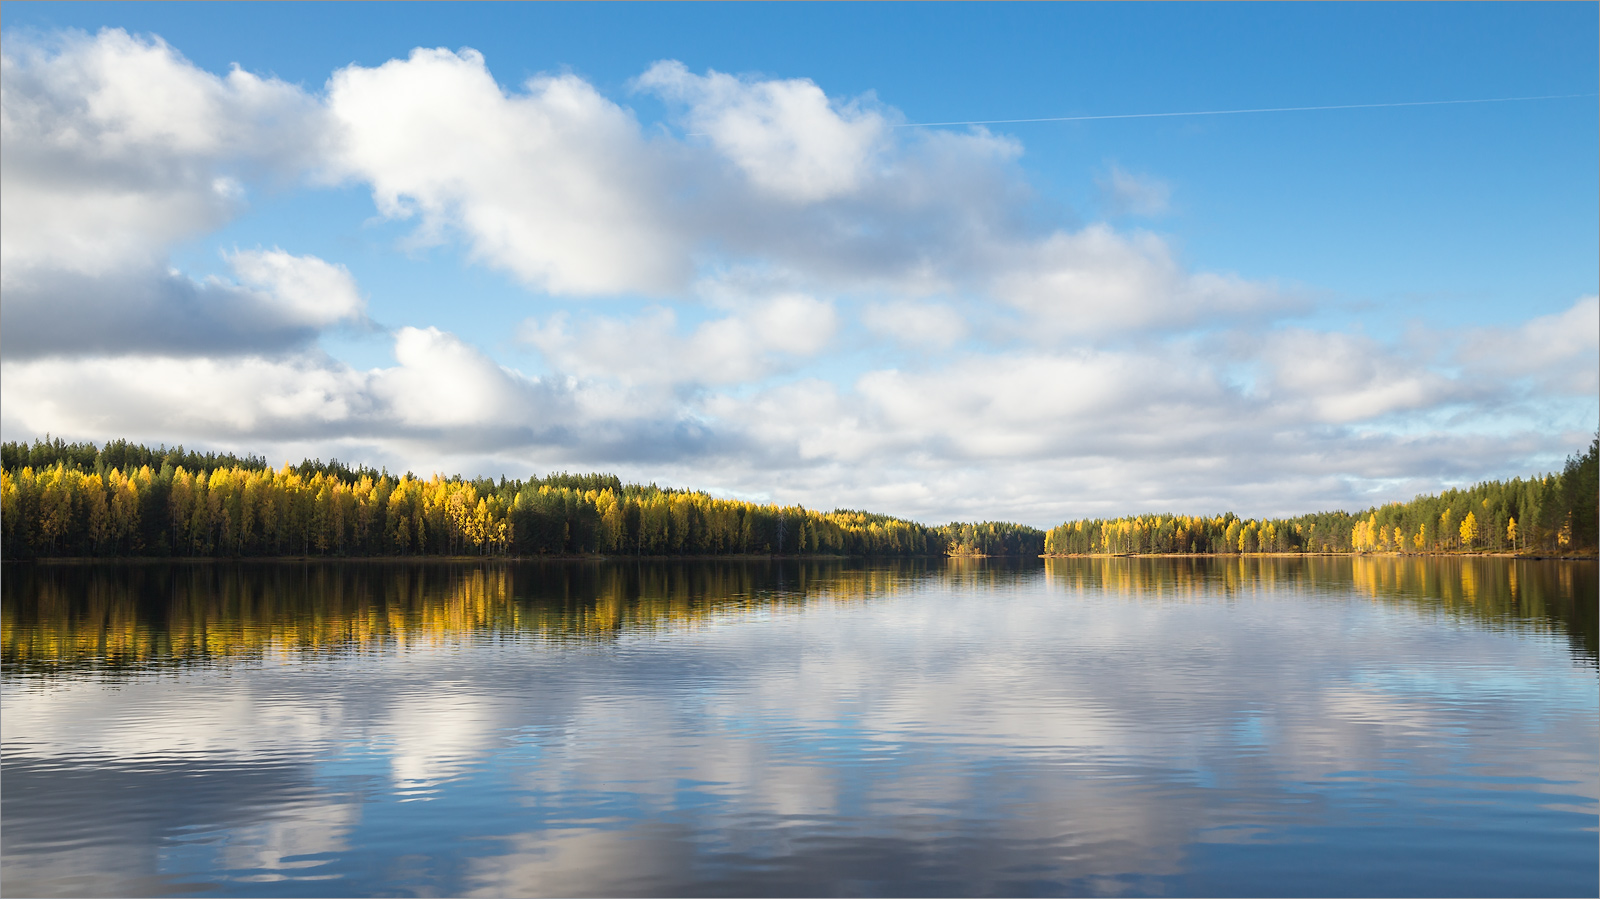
[[1459, 511, 1478, 549]]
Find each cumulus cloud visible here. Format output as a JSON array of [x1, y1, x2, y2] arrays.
[[701, 344, 1269, 489], [637, 60, 889, 203], [374, 326, 558, 431], [0, 30, 346, 361], [227, 248, 365, 328], [989, 225, 1294, 338], [1456, 295, 1599, 396], [680, 325, 1591, 521], [521, 294, 837, 388], [1259, 329, 1461, 424], [0, 342, 556, 456], [1, 28, 322, 276], [860, 300, 968, 349], [0, 324, 720, 468], [324, 48, 1286, 340], [2, 315, 1587, 523], [0, 250, 365, 359], [324, 47, 687, 296], [1, 352, 375, 438], [323, 52, 1041, 304], [677, 124, 1032, 298]]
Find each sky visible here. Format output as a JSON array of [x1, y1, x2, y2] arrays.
[[1, 2, 1595, 527]]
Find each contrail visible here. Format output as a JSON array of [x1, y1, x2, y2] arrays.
[[892, 94, 1595, 129]]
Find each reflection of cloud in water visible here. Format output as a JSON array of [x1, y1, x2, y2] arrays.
[[382, 690, 499, 792], [464, 791, 1196, 897], [2, 558, 1594, 895], [0, 755, 348, 897], [476, 572, 1592, 893], [214, 800, 358, 883], [1, 677, 338, 762]]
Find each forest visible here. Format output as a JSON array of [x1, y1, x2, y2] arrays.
[[0, 439, 1045, 560], [3, 437, 1592, 561], [1044, 436, 1598, 557]]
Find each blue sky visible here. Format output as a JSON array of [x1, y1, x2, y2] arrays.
[[2, 2, 1595, 525]]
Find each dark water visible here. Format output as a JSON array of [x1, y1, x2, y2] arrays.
[[2, 557, 1595, 898]]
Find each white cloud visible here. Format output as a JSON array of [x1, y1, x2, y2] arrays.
[[1, 28, 322, 276], [0, 325, 716, 470], [1456, 295, 1599, 395], [325, 47, 687, 296], [1, 250, 365, 359], [1260, 329, 1460, 424], [710, 345, 1249, 473], [3, 314, 1589, 524], [375, 326, 552, 429], [319, 51, 1041, 304], [521, 294, 837, 387], [861, 300, 968, 349], [0, 30, 343, 361], [989, 225, 1293, 338], [747, 292, 838, 355], [638, 60, 889, 203], [227, 248, 365, 328], [189, 41, 1280, 348], [0, 352, 371, 436]]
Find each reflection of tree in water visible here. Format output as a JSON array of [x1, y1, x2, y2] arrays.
[[1, 560, 937, 673], [939, 555, 1046, 591], [1347, 557, 1596, 667], [8, 558, 1592, 673], [1043, 556, 1597, 668]]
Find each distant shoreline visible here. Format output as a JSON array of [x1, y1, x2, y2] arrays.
[[6, 436, 1594, 560], [1039, 551, 1597, 561], [8, 552, 961, 565], [10, 551, 1596, 564]]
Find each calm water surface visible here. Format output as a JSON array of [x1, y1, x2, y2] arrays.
[[2, 557, 1596, 897]]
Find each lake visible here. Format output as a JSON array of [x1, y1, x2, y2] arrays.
[[2, 557, 1595, 897]]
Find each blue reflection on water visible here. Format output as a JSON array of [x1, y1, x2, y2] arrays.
[[2, 557, 1595, 897]]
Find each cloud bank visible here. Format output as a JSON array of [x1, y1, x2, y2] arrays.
[[2, 29, 1594, 524]]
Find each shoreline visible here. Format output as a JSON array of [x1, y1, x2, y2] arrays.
[[1038, 551, 1597, 561], [9, 551, 1596, 564], [8, 552, 962, 565]]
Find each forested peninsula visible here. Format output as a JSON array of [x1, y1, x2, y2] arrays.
[[2, 437, 1594, 561], [0, 439, 1043, 560], [1045, 436, 1598, 558]]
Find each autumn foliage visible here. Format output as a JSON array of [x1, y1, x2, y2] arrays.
[[1045, 436, 1598, 557], [0, 439, 1045, 560]]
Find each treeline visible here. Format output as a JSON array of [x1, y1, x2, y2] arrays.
[[945, 520, 1046, 557], [0, 439, 1043, 560], [1046, 436, 1598, 556], [4, 560, 932, 672]]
